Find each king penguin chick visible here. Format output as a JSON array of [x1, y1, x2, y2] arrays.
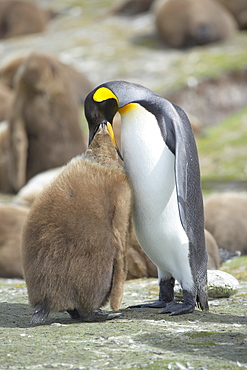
[[84, 80, 209, 315], [22, 124, 132, 325]]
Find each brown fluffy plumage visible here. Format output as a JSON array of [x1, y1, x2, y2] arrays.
[[154, 0, 237, 48], [204, 192, 247, 257], [0, 122, 13, 193], [205, 229, 220, 270], [0, 55, 24, 89], [0, 204, 28, 278], [7, 52, 87, 192], [22, 126, 132, 324], [0, 53, 93, 104], [127, 224, 158, 279], [0, 0, 55, 39], [216, 0, 247, 29], [0, 82, 14, 121]]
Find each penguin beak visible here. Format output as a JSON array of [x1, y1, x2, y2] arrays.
[[88, 124, 100, 145], [103, 122, 124, 161], [104, 122, 117, 147]]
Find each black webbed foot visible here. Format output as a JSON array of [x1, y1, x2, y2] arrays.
[[158, 301, 195, 315], [128, 277, 175, 309], [79, 310, 122, 322], [158, 290, 195, 316], [31, 304, 49, 325], [128, 300, 167, 309]]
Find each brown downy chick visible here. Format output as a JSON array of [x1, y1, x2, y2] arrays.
[[22, 124, 132, 325], [7, 52, 86, 192], [0, 0, 56, 39], [154, 0, 237, 48], [204, 192, 247, 260]]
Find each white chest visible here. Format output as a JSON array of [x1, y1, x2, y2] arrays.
[[119, 104, 191, 286], [120, 104, 175, 216]]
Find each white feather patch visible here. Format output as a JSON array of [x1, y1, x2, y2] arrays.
[[120, 103, 194, 290]]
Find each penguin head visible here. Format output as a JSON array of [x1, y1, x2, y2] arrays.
[[85, 86, 118, 145], [84, 80, 154, 145]]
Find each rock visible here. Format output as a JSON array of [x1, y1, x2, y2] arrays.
[[174, 270, 239, 298], [207, 270, 239, 298]]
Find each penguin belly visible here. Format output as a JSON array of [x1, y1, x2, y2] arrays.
[[120, 104, 194, 291]]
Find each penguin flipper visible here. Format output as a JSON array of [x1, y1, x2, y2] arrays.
[[170, 106, 193, 233], [171, 105, 208, 311], [171, 104, 205, 247]]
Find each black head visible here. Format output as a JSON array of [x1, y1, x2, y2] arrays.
[[84, 88, 118, 145], [84, 80, 157, 150]]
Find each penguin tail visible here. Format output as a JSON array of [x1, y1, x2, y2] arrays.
[[196, 264, 209, 311], [31, 304, 49, 325], [196, 292, 209, 311]]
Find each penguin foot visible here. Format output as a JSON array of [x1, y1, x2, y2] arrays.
[[128, 300, 167, 309], [79, 310, 122, 322], [31, 305, 49, 325], [158, 301, 195, 316]]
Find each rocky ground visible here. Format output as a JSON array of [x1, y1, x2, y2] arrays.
[[0, 257, 247, 370]]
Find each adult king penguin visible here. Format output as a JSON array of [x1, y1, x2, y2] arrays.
[[84, 80, 209, 315]]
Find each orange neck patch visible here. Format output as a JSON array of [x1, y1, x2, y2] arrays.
[[118, 102, 138, 115]]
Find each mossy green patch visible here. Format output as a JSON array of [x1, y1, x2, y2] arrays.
[[186, 331, 218, 346], [207, 285, 238, 298], [188, 331, 217, 338], [197, 107, 247, 187], [221, 256, 247, 280], [186, 341, 217, 346], [13, 283, 26, 289]]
